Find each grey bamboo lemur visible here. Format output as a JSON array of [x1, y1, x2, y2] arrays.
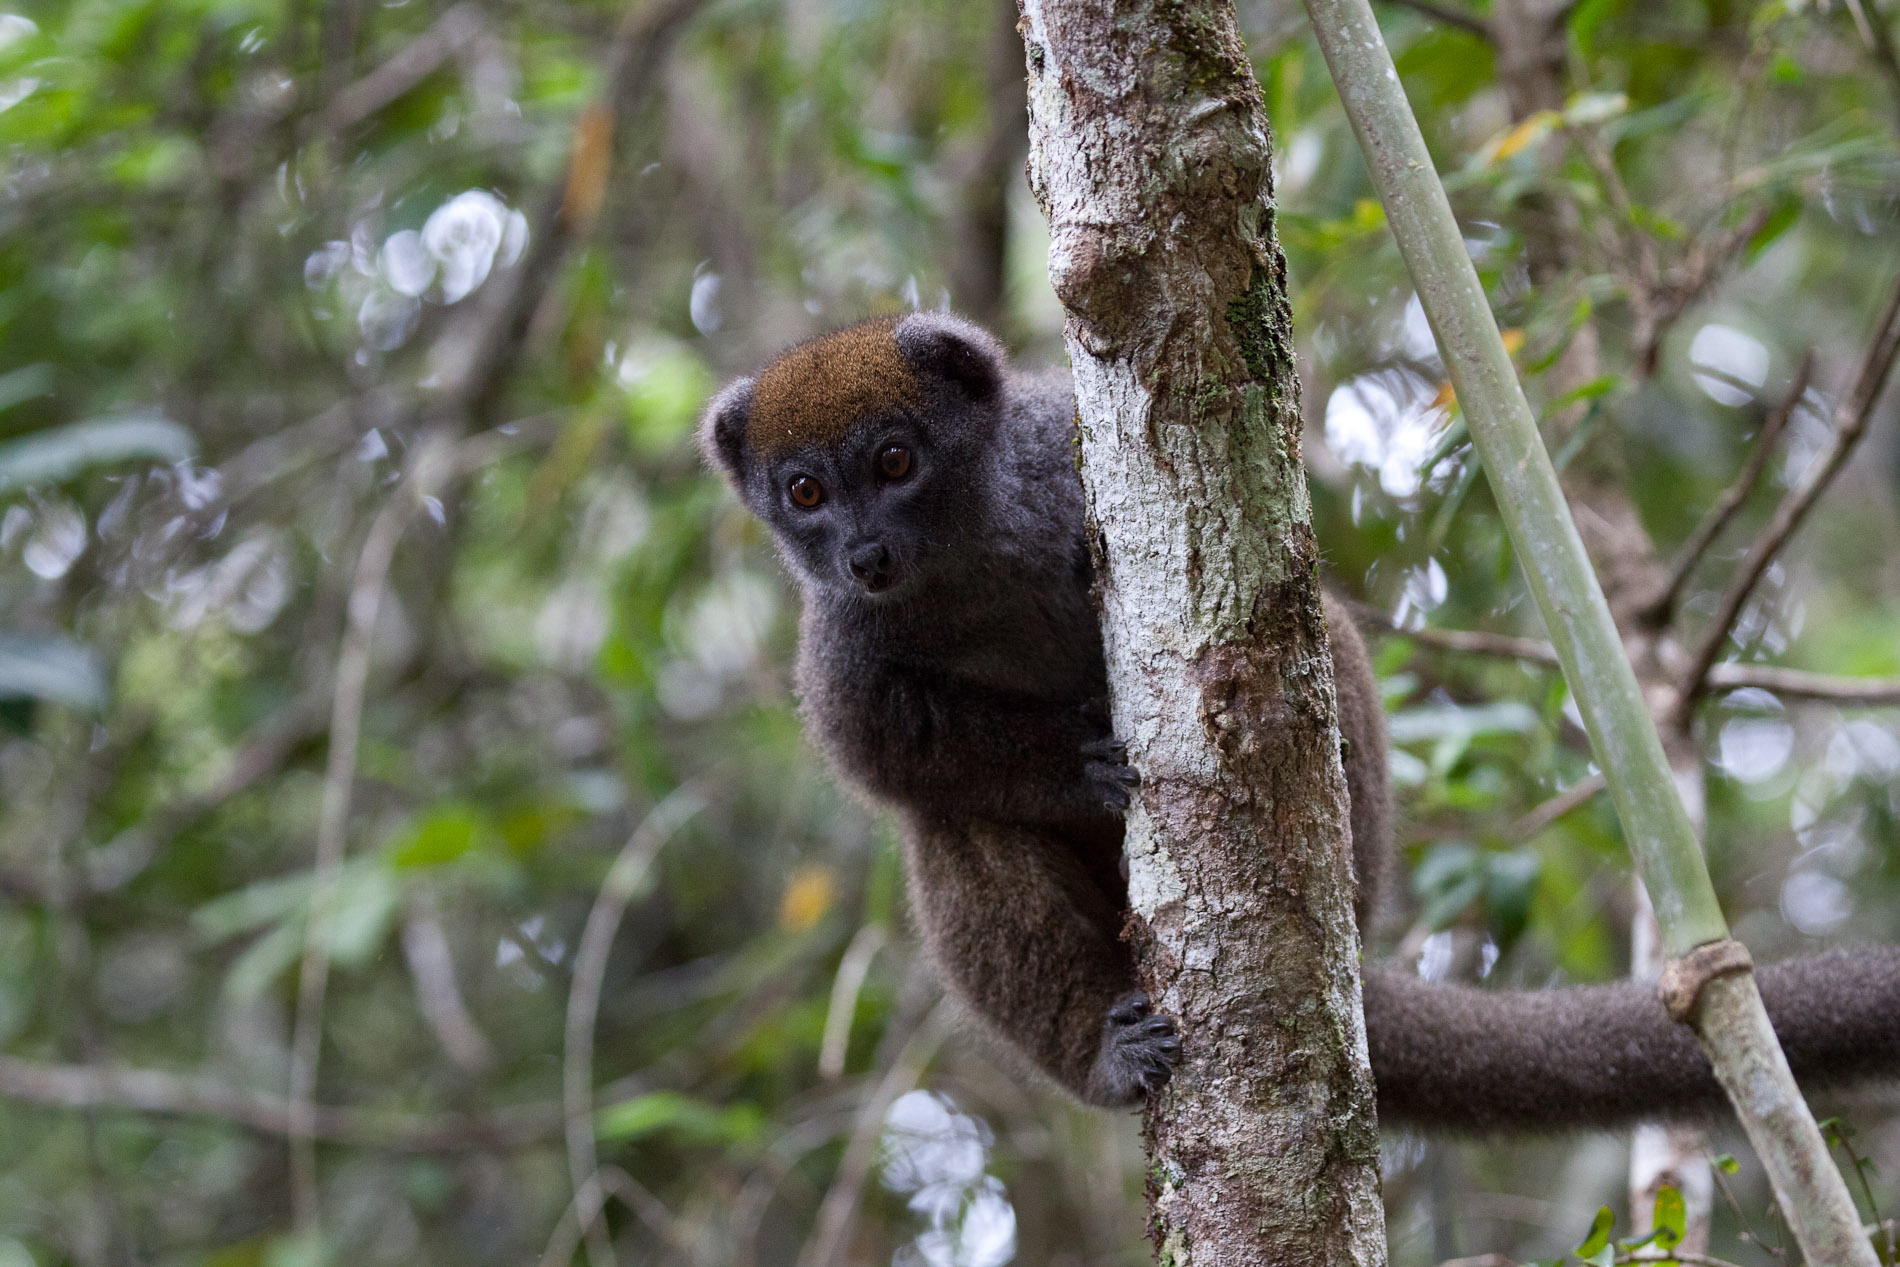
[[700, 312, 1900, 1130]]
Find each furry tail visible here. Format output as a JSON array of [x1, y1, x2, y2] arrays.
[[1364, 946, 1900, 1132]]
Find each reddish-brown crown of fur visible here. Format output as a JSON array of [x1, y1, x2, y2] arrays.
[[747, 316, 919, 457]]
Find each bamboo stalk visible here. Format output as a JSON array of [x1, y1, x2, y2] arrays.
[[1300, 2, 1879, 1263]]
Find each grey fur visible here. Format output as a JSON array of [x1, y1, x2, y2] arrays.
[[701, 314, 1900, 1127]]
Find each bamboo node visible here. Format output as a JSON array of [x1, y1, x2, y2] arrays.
[[1658, 939, 1753, 1023]]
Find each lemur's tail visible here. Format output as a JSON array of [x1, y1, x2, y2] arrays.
[[1364, 946, 1900, 1132]]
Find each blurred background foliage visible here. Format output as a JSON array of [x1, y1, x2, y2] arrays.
[[0, 0, 1897, 1263]]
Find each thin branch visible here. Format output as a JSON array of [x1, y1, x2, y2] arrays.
[[0, 1055, 557, 1151], [563, 786, 706, 1267], [1569, 124, 1662, 336], [795, 1003, 954, 1267], [1379, 0, 1491, 37], [1636, 206, 1775, 376], [1641, 353, 1814, 627], [733, 1113, 854, 1267], [1509, 771, 1606, 841], [818, 924, 887, 1080], [309, 2, 486, 137], [1357, 608, 1900, 707], [1679, 270, 1900, 708], [288, 433, 457, 1233], [1347, 600, 1561, 664], [1706, 663, 1900, 705], [401, 886, 497, 1075], [538, 1165, 686, 1267], [432, 0, 712, 422], [283, 0, 713, 1221], [1842, 0, 1900, 133]]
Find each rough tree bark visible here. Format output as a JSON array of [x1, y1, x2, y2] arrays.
[[1018, 2, 1387, 1265]]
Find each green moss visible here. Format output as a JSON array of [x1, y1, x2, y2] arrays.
[[1225, 259, 1292, 384]]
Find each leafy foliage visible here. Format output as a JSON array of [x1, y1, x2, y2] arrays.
[[0, 0, 1895, 1263]]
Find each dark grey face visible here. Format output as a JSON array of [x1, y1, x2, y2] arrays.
[[698, 312, 1011, 606], [760, 413, 973, 603]]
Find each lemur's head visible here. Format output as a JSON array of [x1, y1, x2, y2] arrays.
[[700, 312, 1007, 603]]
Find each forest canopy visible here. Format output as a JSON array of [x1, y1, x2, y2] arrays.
[[0, 0, 1897, 1264]]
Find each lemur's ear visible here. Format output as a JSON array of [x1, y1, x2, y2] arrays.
[[699, 376, 756, 487], [894, 313, 1005, 403]]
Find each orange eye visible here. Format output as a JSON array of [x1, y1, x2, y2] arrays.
[[878, 445, 912, 481], [789, 475, 824, 508]]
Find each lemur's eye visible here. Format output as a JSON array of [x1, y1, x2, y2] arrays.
[[789, 475, 824, 508], [878, 445, 912, 481]]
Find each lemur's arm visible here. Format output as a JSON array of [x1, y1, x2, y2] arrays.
[[809, 662, 1133, 826], [901, 817, 1176, 1104], [1365, 946, 1900, 1131]]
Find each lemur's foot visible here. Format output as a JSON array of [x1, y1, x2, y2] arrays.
[[1089, 991, 1180, 1103], [1082, 738, 1140, 812]]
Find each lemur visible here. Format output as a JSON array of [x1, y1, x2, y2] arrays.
[[700, 311, 1900, 1131]]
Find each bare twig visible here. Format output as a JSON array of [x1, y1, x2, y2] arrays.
[[1348, 600, 1561, 663], [401, 886, 497, 1075], [284, 0, 714, 1223], [1641, 354, 1814, 627], [733, 1113, 854, 1267], [0, 1055, 558, 1150], [818, 924, 887, 1079], [537, 1165, 686, 1267], [1379, 0, 1491, 37], [1635, 206, 1775, 375], [1509, 771, 1606, 841], [1679, 272, 1900, 710], [288, 432, 457, 1232], [795, 1003, 953, 1267], [310, 3, 486, 136], [1569, 125, 1662, 333], [433, 0, 712, 421], [564, 786, 706, 1267], [1842, 0, 1900, 133], [1357, 605, 1900, 706], [1707, 663, 1900, 705]]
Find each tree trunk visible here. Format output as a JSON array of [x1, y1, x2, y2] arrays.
[[1018, 3, 1387, 1265]]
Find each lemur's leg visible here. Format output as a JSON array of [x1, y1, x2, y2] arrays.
[[902, 817, 1177, 1104]]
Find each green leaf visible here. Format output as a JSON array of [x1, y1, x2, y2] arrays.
[[593, 1091, 765, 1147], [0, 414, 195, 495], [0, 634, 107, 711], [1713, 1153, 1741, 1174], [1652, 1184, 1686, 1250], [1746, 199, 1801, 263], [388, 805, 486, 869], [1576, 1205, 1616, 1260]]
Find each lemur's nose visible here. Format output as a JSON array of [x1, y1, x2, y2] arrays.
[[847, 542, 892, 588]]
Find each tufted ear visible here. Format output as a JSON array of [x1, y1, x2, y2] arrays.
[[894, 312, 1006, 403], [698, 376, 756, 488]]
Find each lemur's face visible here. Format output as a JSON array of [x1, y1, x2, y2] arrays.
[[699, 313, 1005, 606], [754, 413, 971, 602]]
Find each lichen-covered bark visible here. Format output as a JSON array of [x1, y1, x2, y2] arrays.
[[1017, 2, 1386, 1264]]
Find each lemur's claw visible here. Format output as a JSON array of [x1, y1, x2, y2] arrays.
[[1083, 739, 1140, 811], [1094, 991, 1180, 1100]]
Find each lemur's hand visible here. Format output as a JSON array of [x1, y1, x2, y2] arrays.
[[1089, 991, 1180, 1102], [1082, 738, 1140, 812]]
